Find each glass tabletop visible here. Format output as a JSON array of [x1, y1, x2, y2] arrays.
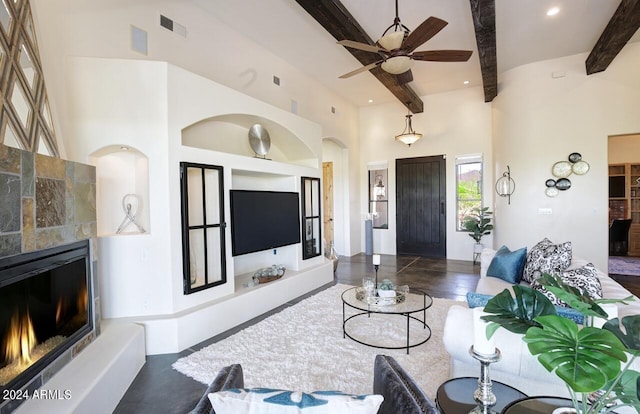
[[341, 286, 433, 314]]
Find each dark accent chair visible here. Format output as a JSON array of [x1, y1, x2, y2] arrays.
[[610, 219, 632, 256], [373, 354, 440, 414], [189, 355, 440, 414], [188, 364, 244, 414]]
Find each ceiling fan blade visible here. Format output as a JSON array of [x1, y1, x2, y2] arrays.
[[412, 50, 473, 62], [396, 70, 413, 84], [337, 40, 385, 54], [338, 61, 382, 79], [402, 16, 448, 52]]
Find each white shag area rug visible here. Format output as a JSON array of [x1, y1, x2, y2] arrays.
[[172, 284, 464, 399]]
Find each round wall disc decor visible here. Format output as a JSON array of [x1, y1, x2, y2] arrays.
[[552, 161, 572, 178], [545, 179, 556, 187], [572, 160, 590, 175], [248, 124, 271, 157], [568, 152, 582, 163], [555, 178, 572, 190], [545, 187, 559, 197]]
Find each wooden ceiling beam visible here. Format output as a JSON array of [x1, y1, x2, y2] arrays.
[[586, 0, 640, 75], [469, 0, 497, 102], [294, 0, 424, 113]]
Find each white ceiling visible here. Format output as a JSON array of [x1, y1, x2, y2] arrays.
[[195, 0, 640, 107]]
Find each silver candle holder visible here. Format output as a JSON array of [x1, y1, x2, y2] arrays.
[[469, 346, 502, 414]]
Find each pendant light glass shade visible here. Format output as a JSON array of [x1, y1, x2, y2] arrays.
[[395, 111, 422, 146], [381, 56, 414, 75]]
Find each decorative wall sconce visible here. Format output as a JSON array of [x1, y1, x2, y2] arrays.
[[395, 110, 422, 146], [495, 165, 515, 204]]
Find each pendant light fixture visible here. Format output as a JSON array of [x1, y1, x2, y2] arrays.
[[395, 110, 422, 146]]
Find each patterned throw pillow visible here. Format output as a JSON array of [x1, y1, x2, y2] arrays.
[[208, 388, 384, 414], [522, 238, 572, 283], [530, 263, 602, 307]]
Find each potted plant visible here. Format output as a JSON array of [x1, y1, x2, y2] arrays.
[[462, 206, 493, 253], [482, 274, 640, 414]]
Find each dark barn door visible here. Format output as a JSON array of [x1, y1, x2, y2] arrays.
[[396, 156, 446, 257]]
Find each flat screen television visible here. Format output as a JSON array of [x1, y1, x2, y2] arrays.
[[230, 190, 301, 256], [609, 176, 626, 198]]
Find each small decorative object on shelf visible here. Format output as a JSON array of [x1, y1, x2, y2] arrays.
[[251, 264, 286, 285], [116, 193, 146, 234]]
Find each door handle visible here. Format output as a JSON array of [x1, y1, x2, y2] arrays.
[[440, 202, 445, 214]]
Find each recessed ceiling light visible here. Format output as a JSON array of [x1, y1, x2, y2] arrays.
[[463, 80, 470, 85], [368, 99, 374, 103], [547, 7, 560, 16]]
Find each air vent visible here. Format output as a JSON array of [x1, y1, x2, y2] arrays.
[[273, 76, 280, 86], [160, 14, 187, 38]]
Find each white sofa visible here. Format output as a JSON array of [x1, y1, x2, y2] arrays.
[[443, 248, 640, 398]]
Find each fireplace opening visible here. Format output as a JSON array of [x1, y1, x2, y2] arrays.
[[0, 240, 92, 393]]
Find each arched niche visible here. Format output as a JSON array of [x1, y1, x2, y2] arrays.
[[89, 145, 150, 236], [182, 114, 317, 168]]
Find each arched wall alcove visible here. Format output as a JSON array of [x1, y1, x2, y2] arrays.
[[181, 113, 318, 168], [89, 145, 150, 236]]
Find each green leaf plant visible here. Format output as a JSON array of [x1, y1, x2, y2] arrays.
[[461, 207, 493, 244], [482, 273, 640, 414]]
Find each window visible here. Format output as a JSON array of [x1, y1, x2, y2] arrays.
[[456, 155, 483, 231], [301, 177, 321, 259], [369, 169, 388, 229], [180, 162, 227, 294]]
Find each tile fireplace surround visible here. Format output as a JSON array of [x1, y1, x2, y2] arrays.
[[0, 144, 99, 413]]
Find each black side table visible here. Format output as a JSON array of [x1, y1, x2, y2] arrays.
[[436, 377, 527, 414], [501, 396, 573, 414]]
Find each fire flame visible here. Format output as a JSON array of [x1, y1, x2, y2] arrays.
[[77, 283, 88, 315], [4, 310, 37, 366]]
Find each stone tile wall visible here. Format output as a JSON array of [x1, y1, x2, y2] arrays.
[[0, 144, 97, 258]]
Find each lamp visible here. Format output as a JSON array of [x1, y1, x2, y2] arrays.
[[495, 165, 515, 204], [395, 110, 422, 146]]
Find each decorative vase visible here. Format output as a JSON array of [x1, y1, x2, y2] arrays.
[[327, 241, 339, 273], [474, 243, 484, 253]]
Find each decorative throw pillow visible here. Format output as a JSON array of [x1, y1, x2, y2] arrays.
[[465, 292, 584, 324], [522, 238, 572, 283], [486, 245, 527, 284], [208, 388, 384, 414], [530, 263, 602, 308]]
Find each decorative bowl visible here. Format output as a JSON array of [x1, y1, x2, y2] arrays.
[[377, 289, 396, 298]]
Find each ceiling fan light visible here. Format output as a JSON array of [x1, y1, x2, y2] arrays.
[[381, 56, 413, 75], [378, 31, 405, 50]]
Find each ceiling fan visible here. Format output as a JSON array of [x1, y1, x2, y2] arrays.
[[337, 0, 473, 84]]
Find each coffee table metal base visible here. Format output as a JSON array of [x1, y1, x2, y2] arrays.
[[341, 287, 432, 354]]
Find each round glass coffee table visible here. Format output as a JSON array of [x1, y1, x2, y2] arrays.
[[341, 286, 433, 354]]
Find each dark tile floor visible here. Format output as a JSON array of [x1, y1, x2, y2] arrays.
[[114, 254, 480, 413]]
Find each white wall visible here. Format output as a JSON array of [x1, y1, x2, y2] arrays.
[[492, 42, 640, 271], [31, 0, 364, 260], [358, 86, 494, 260]]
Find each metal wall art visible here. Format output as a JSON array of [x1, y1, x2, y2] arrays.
[[545, 152, 590, 197]]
